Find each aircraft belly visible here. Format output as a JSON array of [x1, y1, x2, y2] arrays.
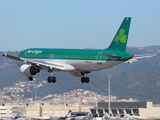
[[15, 59, 124, 72], [75, 61, 124, 71], [53, 59, 124, 71]]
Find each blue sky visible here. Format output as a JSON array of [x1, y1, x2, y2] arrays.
[[0, 0, 160, 51]]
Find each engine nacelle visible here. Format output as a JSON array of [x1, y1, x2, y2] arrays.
[[20, 64, 40, 77], [70, 71, 84, 77]]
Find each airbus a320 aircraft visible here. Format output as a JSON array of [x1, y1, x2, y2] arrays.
[[123, 110, 141, 120], [50, 110, 72, 119], [3, 17, 156, 83]]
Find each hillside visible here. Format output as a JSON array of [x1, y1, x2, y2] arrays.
[[0, 46, 160, 103]]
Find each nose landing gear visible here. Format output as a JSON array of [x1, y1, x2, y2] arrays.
[[28, 77, 33, 81]]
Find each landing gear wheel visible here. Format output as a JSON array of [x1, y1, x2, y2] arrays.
[[47, 76, 52, 83], [51, 77, 57, 83], [85, 77, 90, 83], [48, 69, 57, 83], [47, 76, 57, 83], [81, 77, 90, 83], [81, 77, 85, 83], [28, 77, 33, 81]]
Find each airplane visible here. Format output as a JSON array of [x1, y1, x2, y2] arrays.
[[22, 110, 37, 119], [74, 112, 91, 120], [50, 110, 72, 120], [102, 112, 130, 120], [2, 17, 156, 83], [103, 112, 120, 120], [123, 110, 141, 120], [0, 110, 21, 120]]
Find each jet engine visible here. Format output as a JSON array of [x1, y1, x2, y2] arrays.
[[70, 71, 84, 77], [20, 64, 40, 77]]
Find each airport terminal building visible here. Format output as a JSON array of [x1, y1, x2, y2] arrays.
[[0, 102, 160, 119], [91, 102, 160, 119]]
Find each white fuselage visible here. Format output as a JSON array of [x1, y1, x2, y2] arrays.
[[15, 58, 124, 72]]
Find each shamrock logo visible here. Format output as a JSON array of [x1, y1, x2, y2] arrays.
[[114, 29, 127, 45]]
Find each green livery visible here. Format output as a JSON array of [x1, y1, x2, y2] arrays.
[[3, 17, 156, 83], [19, 18, 132, 61], [107, 17, 131, 52], [19, 48, 132, 61]]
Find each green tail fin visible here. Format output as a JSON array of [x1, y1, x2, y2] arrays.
[[106, 17, 131, 52]]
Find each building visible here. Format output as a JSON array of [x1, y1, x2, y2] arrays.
[[90, 102, 160, 119], [0, 102, 160, 119], [16, 102, 93, 118], [0, 103, 12, 116]]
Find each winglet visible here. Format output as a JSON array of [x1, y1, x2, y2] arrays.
[[2, 51, 7, 57], [154, 53, 157, 58]]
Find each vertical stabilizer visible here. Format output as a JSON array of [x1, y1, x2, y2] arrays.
[[23, 112, 26, 118], [123, 110, 129, 117], [15, 110, 21, 119], [65, 110, 72, 118], [86, 112, 91, 119], [107, 17, 131, 52], [105, 112, 110, 117]]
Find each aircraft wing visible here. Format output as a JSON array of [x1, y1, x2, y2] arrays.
[[2, 53, 64, 70], [125, 53, 157, 64]]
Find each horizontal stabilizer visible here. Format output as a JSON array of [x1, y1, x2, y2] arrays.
[[100, 53, 121, 60], [125, 53, 157, 64]]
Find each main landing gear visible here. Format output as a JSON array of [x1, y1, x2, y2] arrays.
[[47, 69, 57, 83], [81, 77, 90, 83], [47, 76, 56, 83], [81, 73, 90, 83]]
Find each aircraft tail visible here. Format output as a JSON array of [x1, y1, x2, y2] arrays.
[[23, 111, 26, 118], [86, 112, 91, 119], [15, 110, 21, 119], [65, 110, 72, 118], [105, 112, 110, 117], [106, 17, 131, 52], [123, 110, 127, 115], [123, 110, 129, 117]]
